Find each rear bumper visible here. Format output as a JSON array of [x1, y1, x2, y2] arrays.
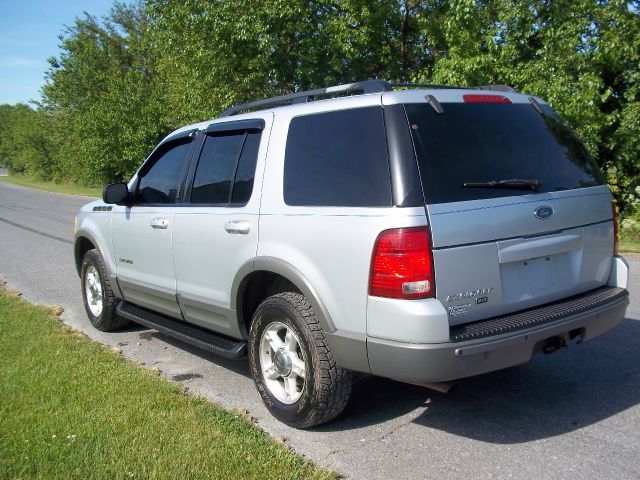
[[367, 286, 629, 383]]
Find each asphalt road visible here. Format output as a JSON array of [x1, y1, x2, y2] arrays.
[[1, 181, 639, 479]]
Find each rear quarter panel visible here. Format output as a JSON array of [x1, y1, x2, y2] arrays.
[[258, 100, 428, 335]]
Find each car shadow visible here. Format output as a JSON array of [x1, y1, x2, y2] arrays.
[[321, 318, 640, 440], [136, 329, 253, 378], [135, 326, 430, 422], [130, 317, 640, 441], [118, 322, 148, 333], [311, 375, 433, 432], [412, 318, 640, 443]]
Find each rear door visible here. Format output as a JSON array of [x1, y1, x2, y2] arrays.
[[404, 97, 614, 325], [172, 117, 269, 338]]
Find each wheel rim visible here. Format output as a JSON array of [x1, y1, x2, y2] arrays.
[[259, 321, 306, 404], [84, 265, 104, 318]]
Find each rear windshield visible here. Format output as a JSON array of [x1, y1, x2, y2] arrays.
[[405, 102, 605, 204]]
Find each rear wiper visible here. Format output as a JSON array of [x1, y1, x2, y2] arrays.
[[462, 178, 542, 192]]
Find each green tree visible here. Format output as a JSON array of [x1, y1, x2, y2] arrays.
[[0, 104, 61, 180], [415, 0, 640, 213], [42, 1, 167, 185], [145, 0, 431, 124], [16, 0, 639, 217], [0, 104, 14, 168]]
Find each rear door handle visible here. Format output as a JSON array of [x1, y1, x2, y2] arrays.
[[150, 217, 169, 229], [225, 220, 251, 235]]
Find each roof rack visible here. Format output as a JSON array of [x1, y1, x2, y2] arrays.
[[220, 80, 388, 117], [474, 84, 517, 93], [220, 80, 517, 117]]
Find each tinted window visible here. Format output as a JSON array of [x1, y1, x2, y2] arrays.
[[190, 130, 261, 205], [405, 103, 605, 204], [284, 107, 392, 207], [136, 138, 192, 204], [231, 132, 261, 204], [192, 134, 245, 204]]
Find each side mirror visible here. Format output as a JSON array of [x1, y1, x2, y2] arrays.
[[103, 183, 130, 205]]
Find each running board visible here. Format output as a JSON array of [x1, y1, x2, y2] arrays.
[[116, 302, 247, 359]]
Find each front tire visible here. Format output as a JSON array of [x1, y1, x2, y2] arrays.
[[249, 292, 353, 428], [80, 249, 129, 331]]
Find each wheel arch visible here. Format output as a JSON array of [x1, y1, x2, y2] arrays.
[[74, 233, 97, 276], [232, 256, 337, 338], [74, 230, 121, 299], [75, 228, 115, 268]]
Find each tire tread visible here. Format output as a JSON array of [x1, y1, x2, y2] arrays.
[[257, 292, 353, 428], [82, 249, 129, 331]]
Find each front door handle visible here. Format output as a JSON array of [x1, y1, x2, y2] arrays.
[[150, 217, 169, 229], [225, 220, 251, 235]]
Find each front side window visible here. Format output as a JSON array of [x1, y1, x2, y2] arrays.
[[136, 138, 192, 205], [190, 130, 261, 205]]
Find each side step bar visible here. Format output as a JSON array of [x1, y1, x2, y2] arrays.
[[116, 302, 247, 359]]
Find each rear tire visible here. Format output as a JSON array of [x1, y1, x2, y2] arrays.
[[80, 249, 129, 331], [249, 292, 353, 428]]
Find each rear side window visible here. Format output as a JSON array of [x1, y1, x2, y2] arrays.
[[405, 103, 605, 204], [232, 132, 261, 204], [284, 107, 392, 207], [136, 138, 192, 205], [190, 131, 261, 205]]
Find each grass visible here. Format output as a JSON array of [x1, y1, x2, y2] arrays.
[[620, 235, 640, 254], [0, 173, 101, 198], [0, 284, 335, 480]]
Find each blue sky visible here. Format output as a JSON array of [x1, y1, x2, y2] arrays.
[[0, 0, 115, 105]]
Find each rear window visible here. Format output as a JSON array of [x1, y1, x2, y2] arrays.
[[405, 103, 605, 204], [283, 107, 392, 207]]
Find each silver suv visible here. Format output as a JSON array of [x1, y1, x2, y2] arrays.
[[74, 81, 630, 428]]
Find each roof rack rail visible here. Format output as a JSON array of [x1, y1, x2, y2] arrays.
[[390, 82, 462, 90], [474, 84, 518, 93], [220, 80, 518, 117], [220, 80, 389, 117], [392, 83, 518, 94]]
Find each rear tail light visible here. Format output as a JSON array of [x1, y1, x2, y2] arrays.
[[463, 94, 512, 104], [369, 227, 434, 299], [612, 201, 619, 255]]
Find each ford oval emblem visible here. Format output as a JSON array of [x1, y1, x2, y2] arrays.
[[534, 205, 554, 219]]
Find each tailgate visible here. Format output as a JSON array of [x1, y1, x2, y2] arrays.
[[429, 187, 614, 325]]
